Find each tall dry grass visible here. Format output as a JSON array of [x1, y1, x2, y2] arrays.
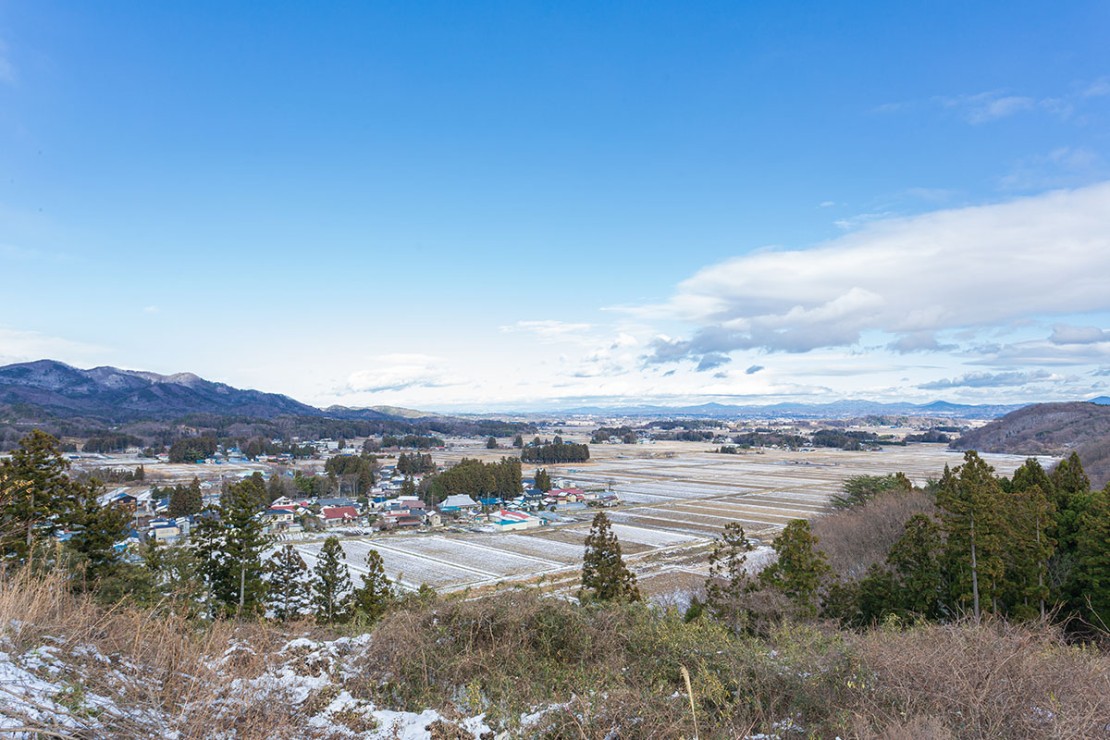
[[0, 567, 328, 739], [2, 568, 1107, 739], [844, 618, 1110, 739]]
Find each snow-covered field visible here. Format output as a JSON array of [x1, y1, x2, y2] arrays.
[[282, 444, 1039, 596]]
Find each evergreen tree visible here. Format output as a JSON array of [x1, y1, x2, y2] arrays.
[[936, 452, 1007, 620], [704, 522, 753, 631], [143, 542, 205, 617], [222, 472, 268, 512], [1000, 484, 1056, 620], [485, 436, 498, 449], [400, 476, 416, 497], [193, 478, 271, 617], [1050, 452, 1089, 511], [534, 468, 552, 492], [759, 519, 830, 617], [67, 480, 131, 586], [350, 549, 394, 625], [266, 545, 311, 621], [579, 512, 640, 603], [267, 473, 286, 504], [884, 513, 945, 619], [168, 477, 204, 518], [312, 536, 353, 624], [513, 434, 524, 449], [1071, 486, 1110, 630], [0, 430, 79, 562]]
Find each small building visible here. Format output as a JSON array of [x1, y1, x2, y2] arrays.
[[488, 509, 542, 532], [321, 506, 358, 526], [377, 511, 423, 530], [439, 494, 480, 513]]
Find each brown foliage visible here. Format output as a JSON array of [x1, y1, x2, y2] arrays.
[[812, 490, 936, 581], [845, 618, 1110, 739]]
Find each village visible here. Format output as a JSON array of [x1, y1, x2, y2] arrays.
[[65, 424, 1041, 599]]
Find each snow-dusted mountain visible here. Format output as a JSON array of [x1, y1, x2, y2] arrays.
[[0, 360, 322, 421]]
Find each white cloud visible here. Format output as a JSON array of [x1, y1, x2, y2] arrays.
[[917, 370, 1054, 390], [938, 91, 1035, 123], [878, 80, 1109, 125], [0, 326, 105, 365], [1081, 78, 1110, 98], [638, 182, 1110, 365], [338, 354, 458, 395], [1050, 324, 1110, 345], [500, 319, 593, 340], [1000, 147, 1100, 191]]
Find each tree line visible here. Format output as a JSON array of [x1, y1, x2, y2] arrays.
[[689, 451, 1110, 637], [422, 457, 522, 505], [521, 438, 590, 464]]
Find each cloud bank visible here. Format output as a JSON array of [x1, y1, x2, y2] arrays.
[[645, 182, 1110, 368]]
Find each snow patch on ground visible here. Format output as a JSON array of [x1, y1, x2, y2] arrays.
[[0, 629, 496, 739]]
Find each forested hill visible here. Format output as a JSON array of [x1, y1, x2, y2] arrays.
[[0, 360, 535, 449], [0, 360, 331, 421], [952, 401, 1110, 487]]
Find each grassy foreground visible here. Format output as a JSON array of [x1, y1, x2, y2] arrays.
[[1, 569, 1107, 738]]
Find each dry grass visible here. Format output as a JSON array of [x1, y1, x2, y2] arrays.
[[0, 567, 330, 738], [2, 568, 1107, 739], [844, 618, 1110, 739]]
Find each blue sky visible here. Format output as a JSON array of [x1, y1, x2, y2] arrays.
[[2, 2, 1110, 411]]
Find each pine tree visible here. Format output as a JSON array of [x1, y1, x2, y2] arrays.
[[936, 452, 1007, 620], [1050, 452, 1089, 510], [350, 549, 394, 625], [169, 477, 204, 518], [67, 480, 131, 585], [760, 519, 830, 616], [580, 512, 640, 603], [193, 477, 270, 617], [312, 536, 353, 624], [534, 468, 552, 492], [0, 430, 79, 562], [1000, 484, 1056, 620], [267, 473, 286, 504], [1071, 486, 1110, 630], [885, 513, 945, 619], [266, 545, 311, 621], [704, 522, 753, 631]]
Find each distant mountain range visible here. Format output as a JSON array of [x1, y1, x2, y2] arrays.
[[5, 360, 1107, 428], [0, 360, 402, 423]]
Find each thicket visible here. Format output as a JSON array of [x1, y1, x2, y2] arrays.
[[521, 438, 590, 463], [422, 456, 522, 505]]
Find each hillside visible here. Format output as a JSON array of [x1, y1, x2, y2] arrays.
[[1, 571, 1106, 738], [0, 360, 326, 422], [952, 401, 1110, 487], [0, 360, 536, 450]]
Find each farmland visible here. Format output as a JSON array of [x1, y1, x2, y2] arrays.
[[289, 439, 1047, 599]]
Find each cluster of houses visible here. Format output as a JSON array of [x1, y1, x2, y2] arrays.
[[83, 445, 623, 551]]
